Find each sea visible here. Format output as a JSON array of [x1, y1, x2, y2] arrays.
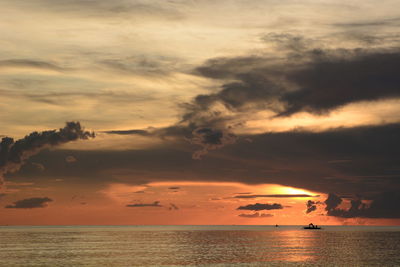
[[0, 225, 399, 266]]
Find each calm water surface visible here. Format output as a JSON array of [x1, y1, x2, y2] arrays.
[[0, 225, 399, 266]]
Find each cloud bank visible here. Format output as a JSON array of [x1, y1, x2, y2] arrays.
[[325, 192, 400, 218]]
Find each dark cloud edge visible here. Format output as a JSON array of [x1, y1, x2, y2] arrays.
[[307, 192, 400, 219], [5, 197, 53, 209]]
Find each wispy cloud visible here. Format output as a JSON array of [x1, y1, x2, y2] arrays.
[[3, 0, 186, 20], [238, 212, 273, 218], [126, 201, 162, 208], [0, 59, 64, 71]]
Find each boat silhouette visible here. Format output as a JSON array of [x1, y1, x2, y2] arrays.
[[303, 223, 321, 229]]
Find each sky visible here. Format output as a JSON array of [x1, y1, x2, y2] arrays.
[[1, 0, 400, 225]]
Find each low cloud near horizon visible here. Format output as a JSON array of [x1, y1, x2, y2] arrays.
[[237, 203, 283, 211], [5, 197, 53, 209]]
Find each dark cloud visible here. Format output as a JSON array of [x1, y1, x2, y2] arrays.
[[189, 65, 283, 117], [193, 47, 400, 118], [190, 127, 237, 159], [0, 59, 63, 71], [5, 197, 52, 209], [174, 56, 284, 157], [306, 200, 322, 214], [325, 192, 400, 218], [109, 38, 400, 160], [324, 193, 343, 212], [103, 129, 151, 136], [168, 187, 180, 190], [13, 122, 400, 198], [0, 122, 94, 187], [28, 120, 400, 197], [237, 203, 283, 211], [238, 212, 273, 218], [306, 205, 316, 214], [191, 56, 285, 119], [281, 51, 400, 116], [103, 123, 237, 160], [126, 201, 162, 208], [235, 194, 317, 199]]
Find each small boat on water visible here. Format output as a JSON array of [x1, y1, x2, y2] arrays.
[[303, 223, 321, 230]]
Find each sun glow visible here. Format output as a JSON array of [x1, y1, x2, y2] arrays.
[[261, 184, 318, 196]]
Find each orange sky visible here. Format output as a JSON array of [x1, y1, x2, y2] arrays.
[[1, 181, 398, 225]]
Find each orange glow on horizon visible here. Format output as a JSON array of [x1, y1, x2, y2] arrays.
[[1, 181, 398, 226]]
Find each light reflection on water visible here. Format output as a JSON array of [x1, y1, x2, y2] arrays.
[[0, 226, 399, 266]]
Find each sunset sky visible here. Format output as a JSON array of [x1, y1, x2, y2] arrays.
[[1, 0, 400, 225]]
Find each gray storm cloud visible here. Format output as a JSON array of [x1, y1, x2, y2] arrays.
[[0, 122, 94, 189], [194, 49, 400, 117]]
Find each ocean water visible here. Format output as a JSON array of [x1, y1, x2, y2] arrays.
[[0, 225, 399, 266]]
